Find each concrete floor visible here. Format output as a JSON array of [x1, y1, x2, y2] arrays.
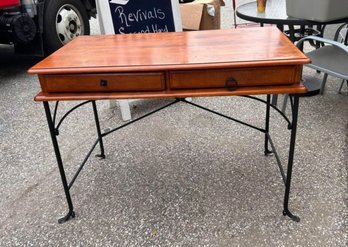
[[0, 1, 347, 246]]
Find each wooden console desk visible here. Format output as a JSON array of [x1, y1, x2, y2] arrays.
[[29, 27, 310, 223]]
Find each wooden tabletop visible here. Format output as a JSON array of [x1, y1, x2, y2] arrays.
[[29, 27, 309, 75], [30, 27, 310, 101]]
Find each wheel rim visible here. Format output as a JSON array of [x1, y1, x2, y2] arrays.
[[56, 4, 85, 45]]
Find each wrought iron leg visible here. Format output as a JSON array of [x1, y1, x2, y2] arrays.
[[43, 102, 75, 223], [264, 95, 273, 155], [283, 95, 300, 222], [91, 101, 105, 159]]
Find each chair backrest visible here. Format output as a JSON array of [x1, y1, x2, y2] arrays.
[[334, 23, 348, 44], [96, 0, 182, 35]]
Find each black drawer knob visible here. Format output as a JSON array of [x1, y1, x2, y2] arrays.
[[225, 77, 238, 91], [100, 79, 108, 87]]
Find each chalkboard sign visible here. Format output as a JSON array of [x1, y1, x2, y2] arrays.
[[96, 0, 182, 34]]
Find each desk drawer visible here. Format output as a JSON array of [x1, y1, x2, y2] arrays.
[[169, 66, 301, 89], [41, 73, 165, 93]]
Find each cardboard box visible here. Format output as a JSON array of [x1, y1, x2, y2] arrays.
[[180, 0, 225, 30], [286, 0, 348, 22]]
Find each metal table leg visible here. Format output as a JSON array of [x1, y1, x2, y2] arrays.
[[43, 101, 75, 223], [264, 95, 273, 155], [92, 101, 105, 159], [43, 96, 301, 222], [282, 94, 300, 222]]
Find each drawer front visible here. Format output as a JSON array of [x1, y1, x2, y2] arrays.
[[42, 73, 165, 93], [169, 66, 301, 89]]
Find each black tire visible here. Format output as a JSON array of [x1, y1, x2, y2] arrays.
[[43, 0, 90, 55]]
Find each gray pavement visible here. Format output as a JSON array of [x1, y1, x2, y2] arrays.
[[0, 1, 347, 246]]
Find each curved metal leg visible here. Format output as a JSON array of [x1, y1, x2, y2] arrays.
[[43, 102, 75, 223], [264, 95, 273, 155], [283, 95, 300, 222], [92, 101, 105, 159]]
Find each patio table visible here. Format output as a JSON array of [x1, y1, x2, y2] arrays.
[[236, 0, 348, 42]]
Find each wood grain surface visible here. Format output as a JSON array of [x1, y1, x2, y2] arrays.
[[29, 27, 309, 74], [29, 27, 310, 100]]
